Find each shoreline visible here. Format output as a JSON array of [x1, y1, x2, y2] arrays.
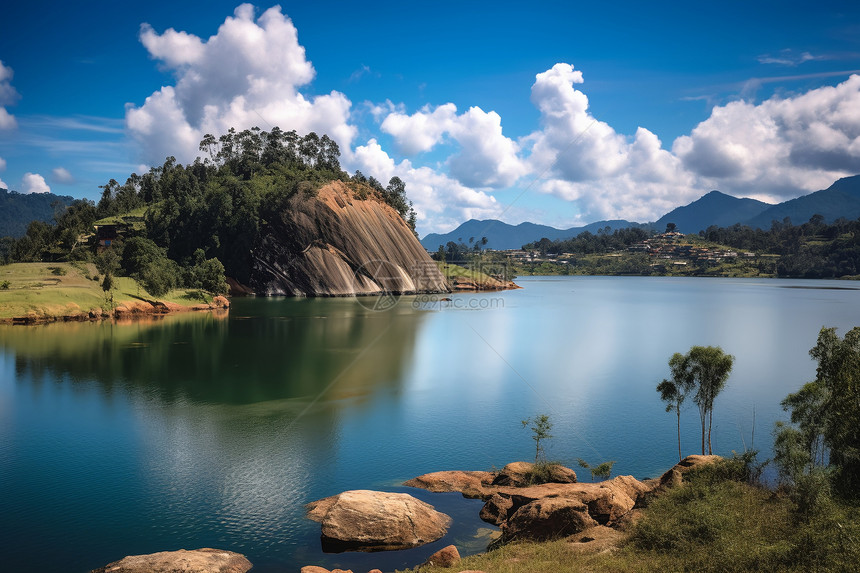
[[1, 295, 230, 325]]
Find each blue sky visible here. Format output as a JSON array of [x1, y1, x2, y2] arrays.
[[1, 1, 859, 235]]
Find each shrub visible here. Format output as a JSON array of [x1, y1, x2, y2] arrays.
[[525, 460, 565, 485]]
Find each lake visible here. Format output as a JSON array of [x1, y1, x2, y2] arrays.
[[1, 276, 859, 572]]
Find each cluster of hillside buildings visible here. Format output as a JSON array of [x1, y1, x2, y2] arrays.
[[483, 232, 757, 267], [626, 232, 756, 264]]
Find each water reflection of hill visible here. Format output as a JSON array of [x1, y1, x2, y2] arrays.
[[0, 297, 426, 405]]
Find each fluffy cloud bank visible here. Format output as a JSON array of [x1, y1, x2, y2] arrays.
[[524, 63, 698, 223], [0, 60, 18, 130], [126, 3, 354, 165], [674, 74, 860, 202], [353, 138, 502, 231], [381, 104, 527, 188]]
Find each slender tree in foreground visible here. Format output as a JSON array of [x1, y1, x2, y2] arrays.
[[657, 352, 696, 461], [522, 414, 553, 464], [689, 345, 734, 455]]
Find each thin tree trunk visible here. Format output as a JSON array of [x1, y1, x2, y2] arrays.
[[676, 406, 682, 461], [707, 409, 713, 455], [700, 410, 707, 455]]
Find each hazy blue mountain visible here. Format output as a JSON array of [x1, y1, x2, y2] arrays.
[[0, 188, 75, 238], [743, 175, 860, 229], [654, 191, 771, 234], [420, 219, 639, 251], [421, 175, 860, 249]]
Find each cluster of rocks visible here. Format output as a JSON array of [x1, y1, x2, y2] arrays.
[[300, 545, 476, 573], [89, 456, 719, 573], [404, 455, 720, 544]]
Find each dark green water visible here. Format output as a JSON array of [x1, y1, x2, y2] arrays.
[[1, 276, 859, 572]]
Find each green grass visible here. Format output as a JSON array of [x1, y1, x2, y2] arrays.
[[0, 262, 211, 320], [438, 261, 509, 288], [93, 205, 150, 230]]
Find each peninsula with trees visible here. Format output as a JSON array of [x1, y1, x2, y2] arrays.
[[0, 127, 449, 322]]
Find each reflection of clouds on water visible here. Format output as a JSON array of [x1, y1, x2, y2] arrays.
[[133, 397, 322, 552]]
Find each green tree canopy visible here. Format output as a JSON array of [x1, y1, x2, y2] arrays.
[[689, 345, 734, 455], [778, 327, 860, 494], [658, 352, 697, 461]]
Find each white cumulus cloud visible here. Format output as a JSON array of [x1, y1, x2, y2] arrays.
[[673, 74, 860, 201], [0, 60, 19, 130], [353, 138, 502, 231], [21, 173, 51, 194], [51, 167, 75, 184], [380, 102, 527, 189], [126, 3, 355, 165], [525, 63, 698, 222]]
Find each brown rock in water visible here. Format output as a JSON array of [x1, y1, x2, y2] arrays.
[[250, 181, 450, 296], [422, 544, 461, 568], [479, 493, 513, 525], [306, 490, 451, 551], [490, 461, 534, 487], [89, 548, 251, 573], [403, 470, 495, 498], [491, 461, 577, 487], [301, 567, 333, 573]]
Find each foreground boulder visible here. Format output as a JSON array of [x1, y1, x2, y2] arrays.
[[306, 490, 451, 551], [89, 548, 251, 573], [406, 456, 721, 544], [422, 544, 461, 568]]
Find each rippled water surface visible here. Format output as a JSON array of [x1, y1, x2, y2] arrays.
[[1, 276, 859, 572]]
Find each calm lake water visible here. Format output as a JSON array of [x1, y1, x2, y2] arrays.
[[2, 276, 859, 572]]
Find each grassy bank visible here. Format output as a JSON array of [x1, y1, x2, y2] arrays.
[[0, 262, 213, 321], [408, 458, 860, 573], [437, 261, 518, 290]]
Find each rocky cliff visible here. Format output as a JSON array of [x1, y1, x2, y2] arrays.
[[249, 182, 449, 296]]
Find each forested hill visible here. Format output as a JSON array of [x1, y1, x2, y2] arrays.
[[0, 189, 74, 238], [2, 127, 433, 297]]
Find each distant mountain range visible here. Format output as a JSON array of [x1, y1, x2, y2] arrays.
[[421, 175, 860, 250], [0, 189, 75, 238], [421, 219, 641, 251]]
